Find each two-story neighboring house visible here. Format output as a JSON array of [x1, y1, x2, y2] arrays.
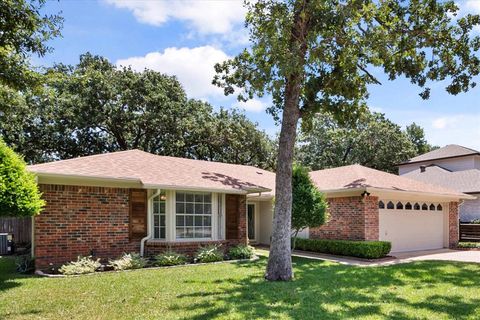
[[399, 144, 480, 222]]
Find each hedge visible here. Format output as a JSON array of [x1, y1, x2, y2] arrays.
[[293, 238, 391, 259]]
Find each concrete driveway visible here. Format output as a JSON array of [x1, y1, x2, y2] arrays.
[[393, 249, 480, 264], [291, 248, 480, 267]]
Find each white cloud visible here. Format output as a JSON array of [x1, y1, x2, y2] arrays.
[[432, 117, 450, 129], [116, 46, 229, 99], [235, 99, 267, 113], [105, 0, 247, 35], [465, 0, 480, 13], [428, 114, 480, 149]]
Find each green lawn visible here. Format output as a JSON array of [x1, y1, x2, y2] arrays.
[[1, 251, 480, 319]]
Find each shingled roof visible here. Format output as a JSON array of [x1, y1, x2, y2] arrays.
[[399, 144, 480, 165], [309, 164, 470, 198], [28, 150, 275, 195], [403, 165, 480, 194]]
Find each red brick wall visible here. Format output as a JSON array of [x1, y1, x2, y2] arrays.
[[35, 184, 138, 270], [145, 240, 241, 257], [448, 201, 459, 248], [35, 186, 247, 270], [225, 194, 247, 244], [309, 196, 379, 241]]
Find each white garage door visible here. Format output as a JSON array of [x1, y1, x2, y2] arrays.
[[379, 201, 446, 252]]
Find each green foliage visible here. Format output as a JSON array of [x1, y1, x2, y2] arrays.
[[0, 139, 44, 216], [15, 255, 35, 274], [291, 164, 328, 241], [1, 53, 276, 170], [195, 245, 224, 263], [296, 111, 417, 173], [0, 0, 63, 91], [405, 123, 437, 156], [228, 245, 255, 260], [293, 238, 391, 259], [58, 256, 101, 275], [154, 251, 188, 267], [457, 242, 480, 248], [108, 253, 147, 271], [471, 219, 480, 224]]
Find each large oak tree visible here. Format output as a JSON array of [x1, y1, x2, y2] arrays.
[[214, 0, 480, 280]]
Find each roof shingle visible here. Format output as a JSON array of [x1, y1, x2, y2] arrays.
[[400, 144, 480, 165]]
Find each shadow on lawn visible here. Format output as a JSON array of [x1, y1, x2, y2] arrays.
[[0, 256, 27, 293], [172, 256, 480, 319]]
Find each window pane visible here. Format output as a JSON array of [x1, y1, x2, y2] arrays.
[[405, 202, 412, 210], [195, 203, 204, 215], [160, 228, 165, 239], [204, 194, 211, 203], [203, 216, 211, 226], [176, 228, 185, 238], [204, 228, 212, 238], [387, 201, 394, 209], [186, 203, 194, 214], [153, 201, 159, 213], [204, 204, 212, 215], [396, 202, 403, 210], [194, 194, 203, 203], [422, 203, 428, 210], [195, 216, 203, 226], [430, 204, 436, 211], [160, 215, 165, 227], [186, 193, 194, 202], [160, 202, 166, 213], [154, 228, 159, 239], [185, 227, 194, 238], [176, 215, 185, 227], [176, 192, 185, 202], [186, 215, 193, 226], [154, 215, 159, 227], [437, 204, 443, 211], [378, 201, 385, 209], [176, 202, 185, 214]]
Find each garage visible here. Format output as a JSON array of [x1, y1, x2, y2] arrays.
[[379, 200, 447, 252]]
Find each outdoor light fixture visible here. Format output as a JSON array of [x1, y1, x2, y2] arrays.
[[361, 191, 370, 197]]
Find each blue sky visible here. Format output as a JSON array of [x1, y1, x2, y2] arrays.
[[38, 0, 480, 150]]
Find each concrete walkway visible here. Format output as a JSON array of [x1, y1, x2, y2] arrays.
[[291, 248, 480, 267]]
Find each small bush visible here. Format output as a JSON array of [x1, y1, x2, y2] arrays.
[[457, 242, 480, 248], [195, 245, 223, 263], [59, 256, 101, 275], [15, 255, 35, 274], [109, 253, 147, 271], [471, 219, 480, 224], [293, 238, 391, 259], [228, 245, 254, 260], [154, 251, 187, 266]]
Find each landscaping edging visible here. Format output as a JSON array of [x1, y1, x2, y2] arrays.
[[35, 255, 260, 278]]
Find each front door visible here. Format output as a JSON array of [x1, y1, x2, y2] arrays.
[[247, 204, 256, 242]]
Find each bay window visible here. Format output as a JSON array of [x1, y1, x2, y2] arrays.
[[153, 191, 166, 239], [175, 192, 212, 239]]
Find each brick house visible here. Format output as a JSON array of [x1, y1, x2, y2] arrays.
[[29, 151, 470, 270]]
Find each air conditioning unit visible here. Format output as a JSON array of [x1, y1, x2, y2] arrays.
[[0, 233, 14, 255]]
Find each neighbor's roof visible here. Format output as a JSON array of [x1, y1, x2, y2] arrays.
[[399, 144, 480, 165], [403, 165, 480, 194], [309, 164, 470, 198], [28, 150, 275, 195]]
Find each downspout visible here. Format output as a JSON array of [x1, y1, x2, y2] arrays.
[[140, 189, 161, 257]]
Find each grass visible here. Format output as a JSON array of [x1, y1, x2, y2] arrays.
[[1, 250, 480, 319]]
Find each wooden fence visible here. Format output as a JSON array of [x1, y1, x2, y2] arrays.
[[459, 223, 480, 242], [0, 217, 32, 244]]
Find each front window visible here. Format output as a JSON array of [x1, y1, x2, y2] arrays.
[[153, 191, 167, 239], [175, 192, 212, 239]]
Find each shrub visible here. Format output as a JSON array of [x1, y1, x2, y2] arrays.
[[154, 251, 187, 266], [59, 256, 101, 275], [228, 244, 254, 260], [0, 139, 45, 217], [195, 245, 223, 263], [293, 238, 391, 259], [108, 253, 147, 271], [15, 255, 35, 274], [457, 242, 480, 248], [471, 219, 480, 224]]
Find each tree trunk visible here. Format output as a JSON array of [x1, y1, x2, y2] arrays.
[[265, 0, 310, 281]]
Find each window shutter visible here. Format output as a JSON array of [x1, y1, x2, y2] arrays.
[[129, 189, 148, 240], [225, 194, 239, 240]]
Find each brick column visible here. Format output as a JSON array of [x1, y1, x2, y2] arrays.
[[448, 202, 459, 248], [363, 196, 379, 241]]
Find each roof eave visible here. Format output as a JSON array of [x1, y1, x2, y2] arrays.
[[397, 153, 480, 166]]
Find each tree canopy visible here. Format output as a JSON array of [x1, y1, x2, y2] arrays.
[[0, 53, 276, 170], [405, 122, 438, 155], [0, 139, 44, 217], [214, 0, 480, 280], [291, 164, 328, 247], [0, 0, 62, 91], [297, 111, 418, 173]]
